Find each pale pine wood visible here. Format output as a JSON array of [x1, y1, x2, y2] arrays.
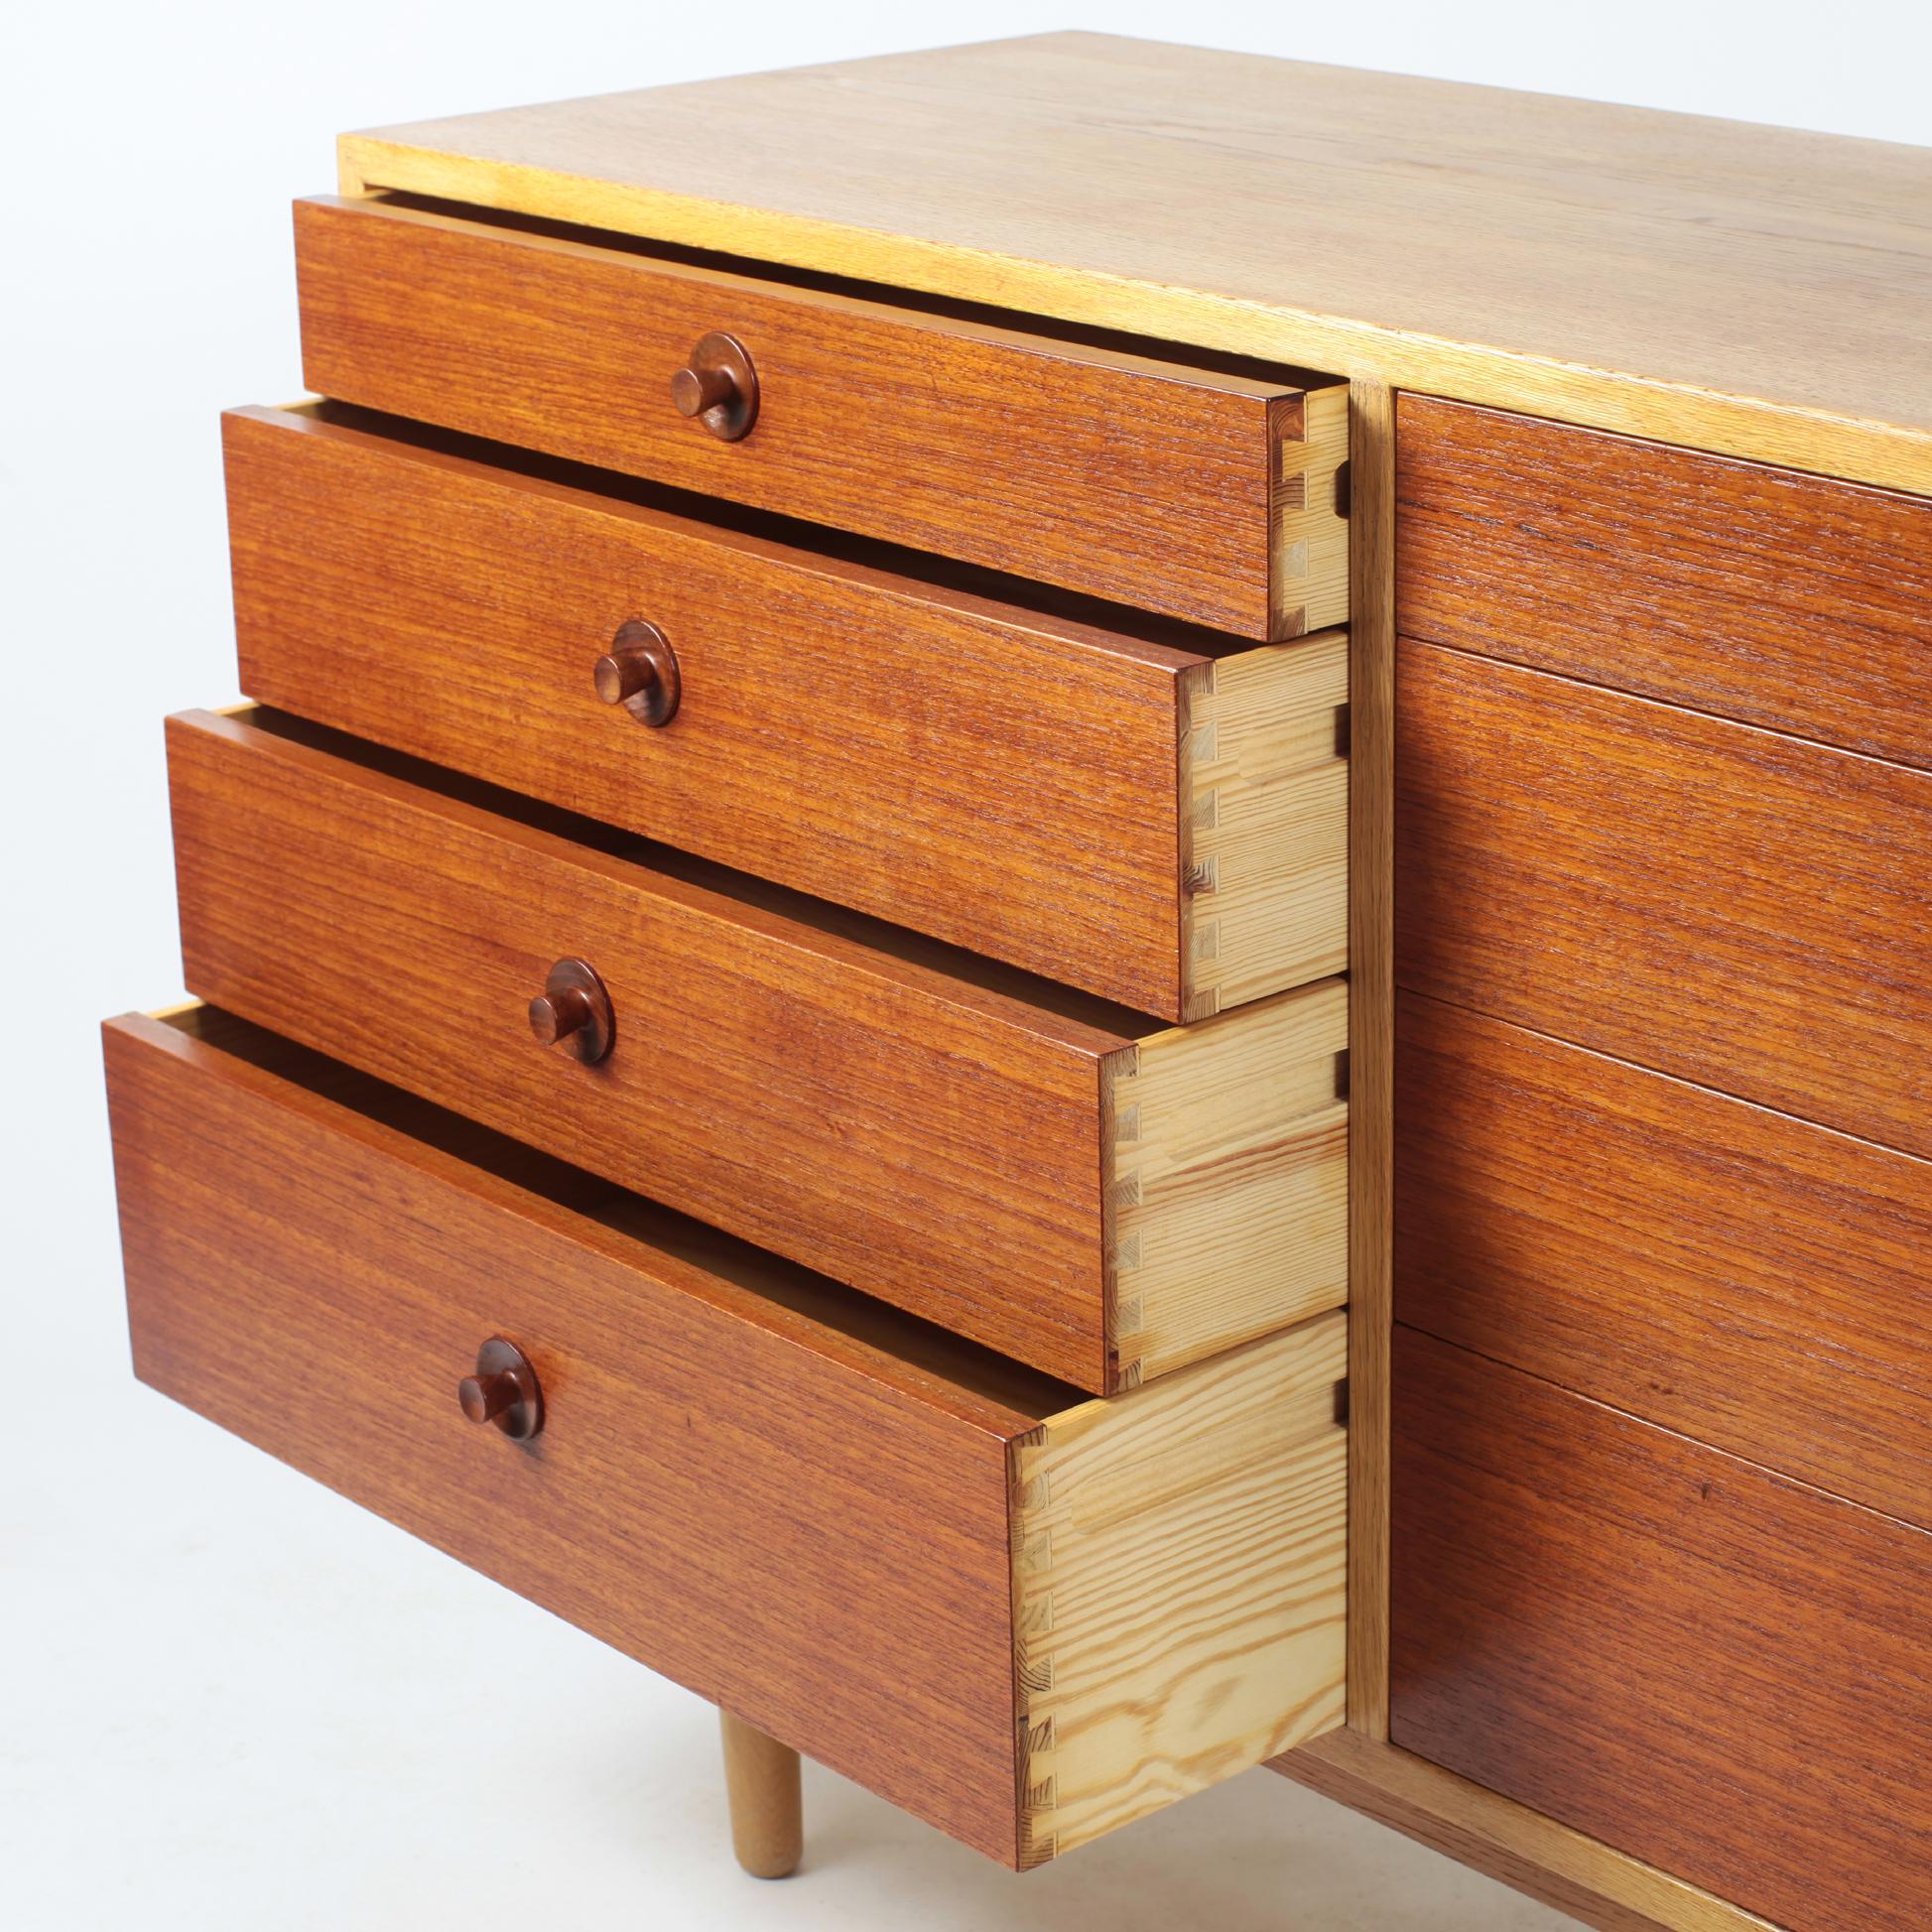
[[1271, 384, 1352, 636], [718, 1712, 803, 1879], [338, 33, 1932, 496], [1103, 978, 1348, 1386], [1013, 1312, 1348, 1866], [1176, 629, 1349, 1021], [1277, 1733, 1782, 1932], [1345, 381, 1395, 1740]]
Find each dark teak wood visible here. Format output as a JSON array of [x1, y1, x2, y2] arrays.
[[1397, 395, 1932, 768], [1394, 991, 1932, 1527], [103, 1005, 1066, 1866], [671, 331, 759, 441], [222, 402, 1300, 1020], [1394, 639, 1932, 1161], [527, 958, 615, 1065], [594, 619, 681, 726], [1390, 1326, 1932, 1932], [292, 194, 1330, 638], [457, 1336, 545, 1440], [165, 705, 1148, 1390]]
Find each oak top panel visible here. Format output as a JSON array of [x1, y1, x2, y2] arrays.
[[340, 33, 1932, 494]]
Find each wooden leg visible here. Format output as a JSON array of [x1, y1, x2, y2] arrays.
[[719, 1710, 804, 1878]]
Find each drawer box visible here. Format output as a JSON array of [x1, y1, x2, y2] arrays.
[[292, 194, 1349, 640], [223, 402, 1350, 1021], [167, 707, 1350, 1393], [104, 1004, 1348, 1868]]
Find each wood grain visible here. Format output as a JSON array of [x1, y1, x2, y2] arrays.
[[1011, 1311, 1347, 1865], [1396, 992, 1932, 1528], [1276, 1733, 1782, 1932], [1175, 628, 1350, 1020], [292, 194, 1349, 639], [1395, 641, 1932, 1160], [1389, 1327, 1932, 1932], [1397, 396, 1932, 768], [166, 707, 1349, 1392], [223, 403, 1349, 1021], [103, 1005, 1045, 1864], [103, 1003, 1348, 1867], [336, 33, 1932, 495], [1344, 379, 1395, 1739], [1104, 981, 1348, 1386]]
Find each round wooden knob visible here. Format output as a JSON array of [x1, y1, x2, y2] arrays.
[[671, 331, 758, 440], [528, 983, 592, 1044], [670, 363, 733, 417], [528, 957, 614, 1064], [457, 1336, 543, 1441], [594, 618, 681, 726]]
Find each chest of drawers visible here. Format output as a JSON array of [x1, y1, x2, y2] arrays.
[[104, 32, 1932, 1928]]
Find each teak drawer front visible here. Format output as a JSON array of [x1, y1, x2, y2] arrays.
[[104, 1006, 1348, 1868], [292, 195, 1350, 640], [223, 403, 1350, 1021], [1395, 992, 1932, 1528], [1397, 396, 1932, 768], [167, 708, 1350, 1393], [1391, 1328, 1932, 1932], [1395, 641, 1932, 1160]]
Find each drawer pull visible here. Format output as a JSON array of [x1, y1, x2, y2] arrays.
[[527, 957, 615, 1064], [456, 1336, 544, 1440], [670, 331, 759, 441], [593, 619, 681, 727]]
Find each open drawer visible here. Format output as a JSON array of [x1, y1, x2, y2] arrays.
[[292, 193, 1349, 640], [166, 705, 1350, 1394], [104, 1005, 1348, 1868], [223, 401, 1350, 1022]]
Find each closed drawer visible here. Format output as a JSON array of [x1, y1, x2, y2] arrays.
[[1395, 640, 1932, 1161], [167, 707, 1349, 1393], [1394, 991, 1932, 1527], [104, 1005, 1348, 1868], [292, 195, 1349, 640], [1397, 396, 1932, 768], [1391, 1327, 1932, 1932], [224, 403, 1349, 1021]]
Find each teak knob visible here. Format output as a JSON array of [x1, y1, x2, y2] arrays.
[[528, 957, 615, 1064], [671, 331, 759, 440], [457, 1337, 544, 1441], [594, 618, 681, 726]]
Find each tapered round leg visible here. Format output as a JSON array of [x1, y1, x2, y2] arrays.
[[719, 1710, 803, 1878]]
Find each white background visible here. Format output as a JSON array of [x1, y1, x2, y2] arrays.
[[5, 5, 1927, 1927]]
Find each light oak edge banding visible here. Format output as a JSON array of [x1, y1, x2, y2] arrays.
[[1274, 1731, 1783, 1932], [336, 140, 1932, 502], [1345, 381, 1395, 1739]]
